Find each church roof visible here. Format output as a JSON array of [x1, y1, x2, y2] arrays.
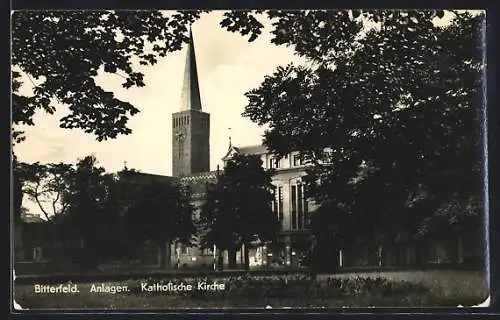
[[180, 27, 202, 112], [180, 170, 219, 183], [180, 170, 219, 196], [125, 171, 177, 184]]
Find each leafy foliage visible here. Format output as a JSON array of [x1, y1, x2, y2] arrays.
[[123, 179, 196, 247], [11, 10, 206, 141], [240, 10, 485, 254], [199, 153, 278, 269], [16, 154, 196, 267], [55, 155, 115, 264], [16, 161, 74, 221]]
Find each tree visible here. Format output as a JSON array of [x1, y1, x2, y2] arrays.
[[12, 155, 25, 224], [121, 178, 196, 268], [199, 181, 241, 270], [10, 10, 275, 143], [18, 162, 74, 221], [11, 10, 211, 142], [200, 153, 277, 270], [101, 167, 144, 260], [240, 10, 485, 265], [14, 160, 75, 261], [60, 155, 115, 268]]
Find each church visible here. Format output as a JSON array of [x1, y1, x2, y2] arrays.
[[160, 29, 317, 269], [14, 28, 483, 273], [122, 27, 484, 271]]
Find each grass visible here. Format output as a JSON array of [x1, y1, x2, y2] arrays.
[[13, 270, 489, 310]]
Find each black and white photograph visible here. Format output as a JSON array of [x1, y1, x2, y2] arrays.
[[11, 9, 489, 310]]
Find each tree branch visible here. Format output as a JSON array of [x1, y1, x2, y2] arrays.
[[33, 182, 51, 221], [52, 189, 61, 217]]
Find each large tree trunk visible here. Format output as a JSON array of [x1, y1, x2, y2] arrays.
[[158, 243, 170, 269], [14, 173, 23, 256], [243, 242, 250, 271], [217, 249, 224, 271], [228, 247, 237, 269], [13, 169, 23, 223]]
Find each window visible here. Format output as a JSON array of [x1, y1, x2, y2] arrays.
[[270, 157, 280, 169], [33, 247, 43, 261], [291, 185, 297, 230], [291, 184, 308, 230], [297, 184, 303, 230], [293, 154, 302, 166], [180, 245, 190, 255], [272, 188, 277, 213], [278, 186, 284, 222]]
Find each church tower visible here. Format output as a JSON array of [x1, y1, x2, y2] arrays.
[[172, 28, 210, 177]]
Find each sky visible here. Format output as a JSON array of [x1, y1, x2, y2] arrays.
[[14, 11, 307, 178]]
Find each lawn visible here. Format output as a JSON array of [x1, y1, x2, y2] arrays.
[[13, 270, 489, 310]]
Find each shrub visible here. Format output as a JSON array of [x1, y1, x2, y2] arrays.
[[124, 274, 429, 303]]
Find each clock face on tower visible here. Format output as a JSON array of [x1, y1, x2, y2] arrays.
[[175, 127, 187, 142]]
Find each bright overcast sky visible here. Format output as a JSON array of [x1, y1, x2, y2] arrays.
[[14, 11, 307, 177]]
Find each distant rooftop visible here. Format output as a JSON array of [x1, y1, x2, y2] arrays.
[[21, 214, 46, 224], [126, 171, 177, 182], [237, 144, 268, 155]]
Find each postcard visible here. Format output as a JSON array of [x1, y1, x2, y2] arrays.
[[11, 9, 489, 311]]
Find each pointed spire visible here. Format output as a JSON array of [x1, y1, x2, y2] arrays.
[[180, 25, 202, 112], [228, 127, 232, 148]]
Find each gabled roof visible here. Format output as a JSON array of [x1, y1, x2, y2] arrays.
[[221, 145, 241, 161], [221, 144, 269, 162]]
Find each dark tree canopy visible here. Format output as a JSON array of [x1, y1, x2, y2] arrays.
[[11, 10, 291, 143], [199, 153, 277, 269], [241, 10, 485, 248], [16, 161, 74, 221], [11, 10, 206, 142], [123, 179, 196, 247]]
